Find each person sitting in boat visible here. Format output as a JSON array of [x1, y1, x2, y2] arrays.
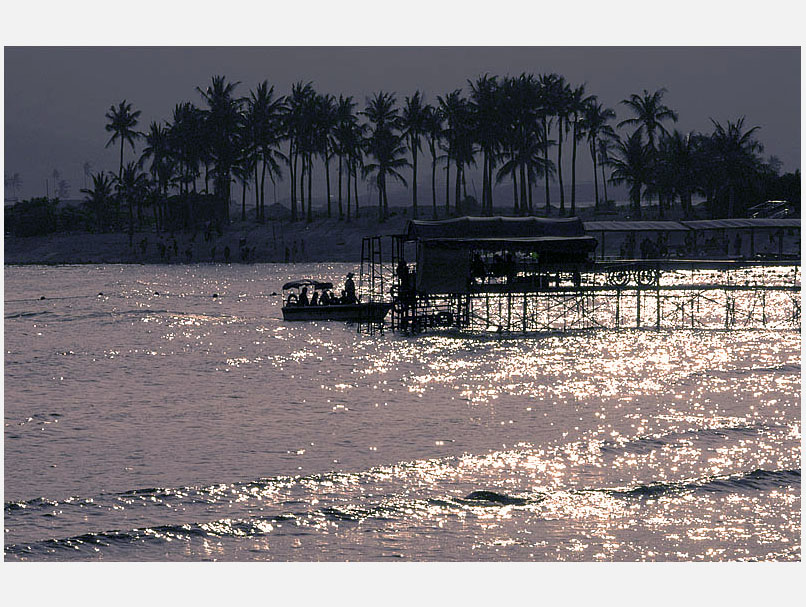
[[339, 289, 347, 304], [344, 273, 357, 304], [299, 286, 310, 307], [310, 291, 319, 306], [320, 290, 331, 306]]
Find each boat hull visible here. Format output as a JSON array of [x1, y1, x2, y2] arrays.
[[281, 302, 392, 322]]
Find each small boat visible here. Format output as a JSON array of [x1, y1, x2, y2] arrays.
[[281, 279, 392, 322]]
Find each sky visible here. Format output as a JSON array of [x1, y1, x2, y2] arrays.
[[3, 46, 801, 201]]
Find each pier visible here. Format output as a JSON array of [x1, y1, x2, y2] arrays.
[[358, 217, 801, 334]]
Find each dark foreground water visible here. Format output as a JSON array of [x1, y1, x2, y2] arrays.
[[4, 263, 800, 561]]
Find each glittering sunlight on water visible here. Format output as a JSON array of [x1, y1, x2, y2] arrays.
[[4, 263, 800, 561]]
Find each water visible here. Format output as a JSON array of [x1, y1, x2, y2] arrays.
[[3, 263, 800, 561]]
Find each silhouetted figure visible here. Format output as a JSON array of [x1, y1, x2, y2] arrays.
[[504, 252, 516, 283], [310, 291, 319, 306], [471, 253, 486, 282], [397, 260, 410, 291], [344, 273, 357, 304], [299, 287, 310, 307], [339, 289, 347, 304], [320, 290, 331, 306], [491, 253, 504, 277]]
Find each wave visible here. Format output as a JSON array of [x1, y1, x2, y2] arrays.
[[6, 466, 798, 559], [605, 468, 800, 499]]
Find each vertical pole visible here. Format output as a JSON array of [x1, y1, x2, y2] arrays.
[[616, 289, 620, 329], [636, 288, 641, 328], [762, 290, 767, 326], [656, 286, 661, 330], [522, 292, 527, 332]]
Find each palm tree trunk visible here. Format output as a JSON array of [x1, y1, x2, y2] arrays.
[[299, 154, 305, 222], [241, 180, 247, 222], [527, 170, 533, 214], [119, 140, 124, 180], [557, 117, 565, 216], [430, 144, 437, 219], [512, 170, 518, 215], [519, 163, 527, 216], [445, 158, 451, 215], [591, 139, 600, 211], [307, 155, 313, 223], [600, 148, 609, 205], [455, 162, 462, 214], [325, 155, 331, 218], [260, 159, 267, 223], [290, 145, 297, 222], [346, 162, 352, 222], [338, 155, 343, 219], [378, 175, 384, 222], [411, 139, 418, 219], [543, 120, 551, 214], [570, 122, 578, 216], [354, 167, 359, 216], [487, 154, 494, 214], [482, 151, 489, 215]]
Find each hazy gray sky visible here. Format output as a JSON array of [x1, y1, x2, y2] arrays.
[[4, 46, 800, 200]]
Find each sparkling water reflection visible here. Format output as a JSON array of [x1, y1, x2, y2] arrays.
[[4, 263, 800, 561]]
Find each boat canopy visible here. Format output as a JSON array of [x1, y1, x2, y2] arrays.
[[282, 279, 334, 291], [406, 216, 588, 240]]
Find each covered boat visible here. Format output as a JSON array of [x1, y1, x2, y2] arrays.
[[280, 279, 391, 322]]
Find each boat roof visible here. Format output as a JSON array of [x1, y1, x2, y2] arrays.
[[407, 216, 587, 240], [282, 279, 334, 290]]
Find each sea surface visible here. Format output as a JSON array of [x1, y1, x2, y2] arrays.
[[3, 263, 801, 561]]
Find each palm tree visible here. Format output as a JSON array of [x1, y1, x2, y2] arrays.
[[567, 84, 592, 216], [245, 81, 286, 223], [333, 95, 358, 219], [654, 130, 700, 219], [537, 73, 564, 214], [285, 82, 316, 222], [469, 74, 501, 215], [706, 117, 764, 217], [316, 93, 337, 218], [139, 121, 173, 230], [423, 105, 443, 219], [609, 131, 653, 219], [438, 90, 473, 215], [618, 88, 679, 151], [552, 79, 572, 215], [81, 171, 114, 231], [105, 100, 141, 179], [361, 91, 408, 222], [114, 161, 149, 246], [400, 90, 429, 218], [582, 100, 616, 212], [197, 76, 244, 222]]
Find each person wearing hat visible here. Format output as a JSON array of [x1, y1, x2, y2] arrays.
[[344, 272, 357, 304]]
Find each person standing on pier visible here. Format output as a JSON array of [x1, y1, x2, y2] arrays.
[[344, 272, 357, 304]]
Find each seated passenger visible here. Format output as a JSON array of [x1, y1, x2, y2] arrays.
[[299, 287, 310, 307], [310, 291, 319, 306], [320, 290, 331, 306]]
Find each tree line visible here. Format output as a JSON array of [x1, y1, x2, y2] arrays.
[[65, 73, 802, 237]]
